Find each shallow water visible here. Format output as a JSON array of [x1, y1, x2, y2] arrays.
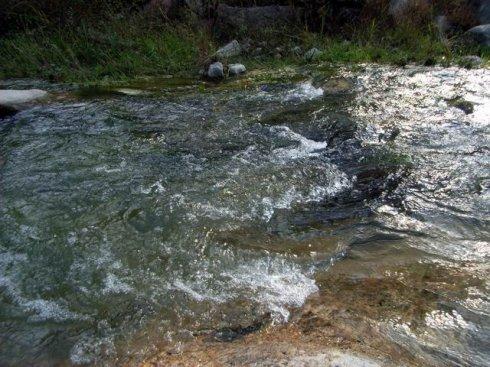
[[0, 66, 489, 366]]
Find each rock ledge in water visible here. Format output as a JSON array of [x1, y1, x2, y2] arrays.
[[0, 89, 48, 118], [0, 89, 48, 107]]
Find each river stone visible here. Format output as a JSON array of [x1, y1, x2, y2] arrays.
[[207, 62, 224, 79], [228, 64, 246, 77], [461, 55, 483, 68], [215, 40, 241, 59], [291, 46, 302, 56], [467, 24, 490, 46], [304, 48, 322, 62], [114, 88, 145, 96], [0, 89, 48, 107]]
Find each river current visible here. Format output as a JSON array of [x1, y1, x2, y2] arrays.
[[0, 65, 488, 366]]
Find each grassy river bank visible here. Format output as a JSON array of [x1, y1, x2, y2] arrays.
[[0, 11, 488, 84]]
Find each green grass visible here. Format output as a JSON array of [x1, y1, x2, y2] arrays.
[[0, 16, 488, 83], [303, 23, 488, 66], [0, 17, 214, 82]]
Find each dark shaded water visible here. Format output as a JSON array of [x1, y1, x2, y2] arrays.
[[0, 66, 488, 366]]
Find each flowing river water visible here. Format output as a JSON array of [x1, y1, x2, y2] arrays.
[[0, 65, 489, 366]]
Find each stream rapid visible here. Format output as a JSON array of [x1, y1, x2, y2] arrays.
[[0, 65, 489, 366]]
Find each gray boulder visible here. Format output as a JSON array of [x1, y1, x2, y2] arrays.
[[207, 62, 224, 79], [304, 48, 322, 62], [467, 24, 490, 46], [460, 55, 483, 68], [216, 40, 241, 59], [228, 64, 246, 77]]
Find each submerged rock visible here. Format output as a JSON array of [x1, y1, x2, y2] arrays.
[[312, 77, 354, 95], [467, 24, 490, 46], [447, 97, 474, 115], [304, 48, 322, 62], [216, 40, 241, 59], [207, 62, 224, 79], [228, 64, 246, 77]]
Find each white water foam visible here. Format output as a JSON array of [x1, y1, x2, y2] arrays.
[[270, 126, 327, 161], [102, 273, 133, 295], [284, 82, 324, 101], [425, 310, 477, 331], [222, 260, 318, 322], [172, 280, 227, 303]]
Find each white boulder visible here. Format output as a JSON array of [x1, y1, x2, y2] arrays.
[[0, 89, 48, 108], [228, 64, 246, 77]]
